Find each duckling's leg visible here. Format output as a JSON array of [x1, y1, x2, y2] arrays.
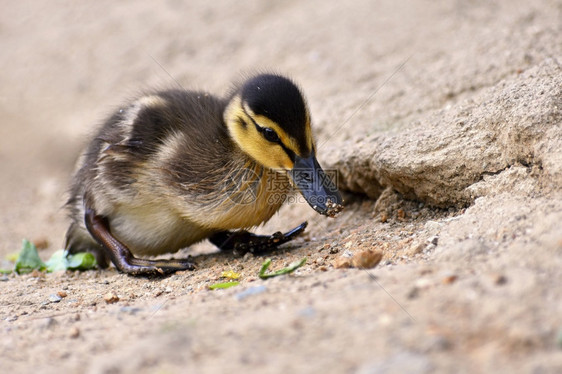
[[65, 221, 111, 268], [209, 222, 308, 255], [84, 208, 195, 276]]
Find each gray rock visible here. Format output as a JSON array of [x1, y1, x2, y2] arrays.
[[326, 59, 562, 208]]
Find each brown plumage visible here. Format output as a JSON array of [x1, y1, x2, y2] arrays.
[[65, 74, 343, 275]]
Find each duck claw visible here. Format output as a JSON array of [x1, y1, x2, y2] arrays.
[[210, 222, 308, 255]]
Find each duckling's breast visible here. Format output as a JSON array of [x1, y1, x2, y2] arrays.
[[108, 199, 213, 256], [189, 164, 292, 230]]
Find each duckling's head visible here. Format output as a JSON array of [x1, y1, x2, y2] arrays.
[[224, 73, 343, 217]]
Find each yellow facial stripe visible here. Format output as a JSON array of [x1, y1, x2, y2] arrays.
[[253, 114, 299, 151], [224, 96, 294, 170], [242, 103, 312, 158]]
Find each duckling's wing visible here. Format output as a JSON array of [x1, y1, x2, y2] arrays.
[[66, 90, 232, 256], [86, 90, 230, 192]]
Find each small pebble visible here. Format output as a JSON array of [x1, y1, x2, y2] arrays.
[[351, 249, 383, 269], [69, 326, 80, 339], [104, 292, 119, 304], [491, 273, 507, 285], [49, 294, 62, 303], [57, 291, 68, 298], [442, 275, 458, 284], [333, 257, 352, 269]]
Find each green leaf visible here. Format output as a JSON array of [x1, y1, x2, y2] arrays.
[[67, 252, 97, 270], [45, 250, 97, 272], [209, 281, 240, 290], [14, 239, 46, 274], [12, 239, 97, 274], [45, 250, 69, 272], [258, 257, 307, 279]]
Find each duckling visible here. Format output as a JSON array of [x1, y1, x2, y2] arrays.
[[64, 73, 343, 275]]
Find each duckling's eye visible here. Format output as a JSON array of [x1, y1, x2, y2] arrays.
[[261, 127, 280, 143]]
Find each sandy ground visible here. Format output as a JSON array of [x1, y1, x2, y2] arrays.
[[1, 1, 561, 373]]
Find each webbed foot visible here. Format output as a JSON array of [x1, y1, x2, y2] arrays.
[[209, 222, 308, 255], [84, 208, 195, 276]]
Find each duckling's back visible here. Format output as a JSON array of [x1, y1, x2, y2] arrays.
[[65, 89, 288, 259]]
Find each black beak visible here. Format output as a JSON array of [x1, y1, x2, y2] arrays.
[[290, 154, 344, 217]]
